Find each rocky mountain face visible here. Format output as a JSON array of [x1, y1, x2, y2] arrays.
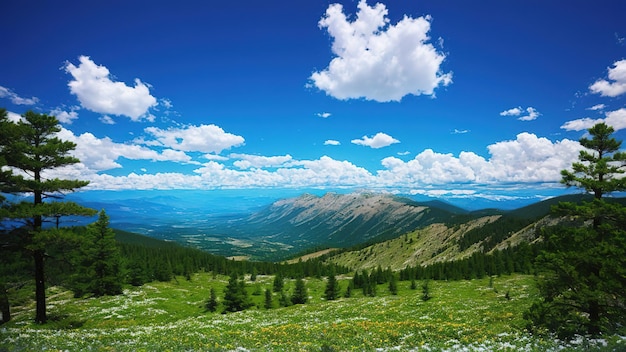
[[240, 192, 476, 254]]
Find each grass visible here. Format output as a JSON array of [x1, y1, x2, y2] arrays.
[[1, 273, 625, 351]]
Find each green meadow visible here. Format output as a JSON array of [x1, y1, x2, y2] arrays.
[[2, 273, 624, 351]]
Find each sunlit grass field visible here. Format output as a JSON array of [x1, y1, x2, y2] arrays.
[[1, 273, 624, 351]]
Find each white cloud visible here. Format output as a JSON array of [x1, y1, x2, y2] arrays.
[[324, 139, 341, 146], [144, 124, 245, 154], [65, 56, 158, 121], [500, 107, 523, 116], [589, 59, 626, 97], [310, 0, 451, 102], [50, 107, 79, 124], [56, 128, 195, 172], [7, 111, 22, 123], [316, 112, 332, 118], [204, 154, 229, 161], [587, 104, 605, 111], [351, 132, 399, 148], [561, 108, 626, 132], [397, 151, 410, 156], [500, 106, 540, 121], [99, 115, 115, 125], [0, 86, 39, 105], [452, 129, 469, 134], [231, 154, 293, 169], [377, 133, 581, 185]]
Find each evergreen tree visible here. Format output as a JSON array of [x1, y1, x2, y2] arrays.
[[0, 110, 94, 323], [272, 272, 284, 292], [71, 210, 123, 297], [222, 272, 251, 313], [278, 290, 291, 307], [324, 271, 341, 301], [291, 277, 308, 304], [526, 123, 626, 338], [205, 287, 218, 312], [388, 273, 398, 295], [264, 288, 273, 309]]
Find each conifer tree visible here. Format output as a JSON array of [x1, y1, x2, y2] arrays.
[[205, 287, 218, 312], [272, 272, 284, 292], [71, 210, 123, 297], [291, 277, 308, 304], [324, 271, 341, 301], [264, 288, 273, 309], [526, 123, 626, 337], [388, 273, 398, 295], [222, 272, 251, 313], [0, 110, 94, 323]]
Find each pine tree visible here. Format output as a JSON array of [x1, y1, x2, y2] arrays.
[[0, 110, 94, 323], [71, 210, 123, 297], [291, 277, 308, 304], [264, 288, 273, 309], [526, 123, 626, 338], [205, 287, 218, 312], [272, 272, 284, 292], [388, 274, 398, 295], [222, 272, 251, 313], [324, 272, 341, 301]]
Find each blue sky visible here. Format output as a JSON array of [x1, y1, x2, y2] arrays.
[[2, 0, 626, 207]]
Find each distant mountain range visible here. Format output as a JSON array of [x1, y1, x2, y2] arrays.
[[63, 190, 625, 261]]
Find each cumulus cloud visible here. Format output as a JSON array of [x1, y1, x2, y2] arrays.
[[560, 108, 626, 132], [589, 59, 626, 97], [377, 133, 581, 185], [50, 107, 79, 124], [500, 106, 540, 121], [231, 154, 293, 169], [56, 128, 195, 172], [65, 56, 157, 121], [324, 139, 341, 146], [351, 132, 399, 148], [0, 85, 39, 105], [144, 124, 245, 154], [310, 0, 451, 102]]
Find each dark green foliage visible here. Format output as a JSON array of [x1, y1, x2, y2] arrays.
[[222, 272, 252, 313], [291, 277, 308, 304], [273, 272, 284, 292], [0, 110, 94, 324], [205, 287, 218, 312], [324, 272, 340, 301], [526, 123, 626, 338], [388, 274, 398, 295], [70, 210, 123, 297], [264, 288, 273, 309], [278, 290, 291, 307]]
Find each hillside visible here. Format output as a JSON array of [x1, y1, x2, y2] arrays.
[[239, 193, 481, 256], [321, 194, 616, 271]]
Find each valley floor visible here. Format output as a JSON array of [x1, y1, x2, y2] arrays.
[[1, 274, 624, 351]]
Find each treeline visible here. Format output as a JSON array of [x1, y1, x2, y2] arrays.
[[0, 226, 350, 296], [400, 242, 538, 281], [457, 216, 536, 251]]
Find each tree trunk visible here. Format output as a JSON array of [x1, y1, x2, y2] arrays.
[[0, 282, 10, 324], [34, 249, 47, 324]]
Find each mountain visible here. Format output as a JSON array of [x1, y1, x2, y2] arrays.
[[209, 192, 496, 259]]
